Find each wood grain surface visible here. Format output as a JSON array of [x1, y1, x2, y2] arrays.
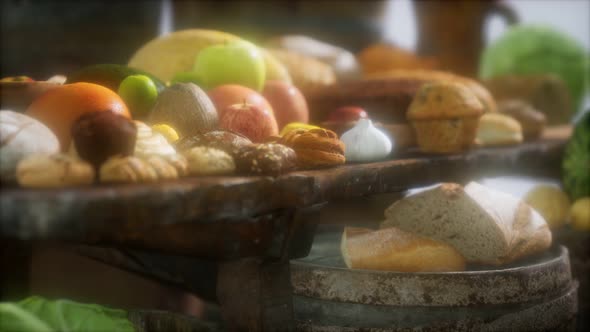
[[1, 128, 570, 253]]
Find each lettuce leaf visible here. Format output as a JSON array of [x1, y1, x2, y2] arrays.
[[0, 296, 135, 332]]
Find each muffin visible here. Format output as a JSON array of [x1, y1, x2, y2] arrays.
[[407, 82, 484, 153]]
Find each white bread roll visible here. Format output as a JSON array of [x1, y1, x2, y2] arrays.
[[381, 182, 551, 265], [476, 113, 523, 146], [341, 227, 466, 272]]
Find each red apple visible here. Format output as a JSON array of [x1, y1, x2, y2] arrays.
[[219, 102, 279, 143], [327, 106, 368, 123], [262, 81, 309, 129], [207, 84, 274, 119]]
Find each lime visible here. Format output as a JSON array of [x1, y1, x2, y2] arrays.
[[118, 75, 158, 118]]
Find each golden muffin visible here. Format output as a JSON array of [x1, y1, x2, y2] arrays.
[[407, 82, 484, 153]]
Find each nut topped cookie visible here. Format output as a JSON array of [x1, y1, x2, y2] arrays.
[[175, 130, 252, 157], [234, 143, 297, 176]]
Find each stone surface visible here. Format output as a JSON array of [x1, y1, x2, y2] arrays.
[[291, 229, 578, 331]]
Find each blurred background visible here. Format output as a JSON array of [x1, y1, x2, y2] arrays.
[[1, 0, 588, 325], [1, 0, 589, 77]]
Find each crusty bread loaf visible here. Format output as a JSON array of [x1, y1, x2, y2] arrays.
[[341, 227, 466, 272], [381, 182, 552, 265]]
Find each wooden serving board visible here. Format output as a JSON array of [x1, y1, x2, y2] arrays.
[[0, 127, 570, 253]]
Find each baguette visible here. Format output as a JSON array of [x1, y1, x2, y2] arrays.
[[381, 182, 551, 265], [341, 227, 466, 272]]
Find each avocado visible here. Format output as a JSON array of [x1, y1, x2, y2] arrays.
[[66, 64, 166, 93]]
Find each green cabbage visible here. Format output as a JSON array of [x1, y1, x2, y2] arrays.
[[0, 296, 135, 332], [480, 25, 590, 116], [562, 112, 590, 200]]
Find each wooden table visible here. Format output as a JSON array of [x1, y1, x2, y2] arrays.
[[0, 127, 570, 331]]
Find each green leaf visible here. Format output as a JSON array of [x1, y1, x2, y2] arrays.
[[0, 296, 135, 332]]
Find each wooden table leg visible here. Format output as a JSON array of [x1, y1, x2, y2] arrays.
[[217, 257, 294, 332], [0, 240, 31, 300]]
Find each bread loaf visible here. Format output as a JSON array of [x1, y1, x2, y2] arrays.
[[341, 227, 466, 272], [381, 182, 552, 265]]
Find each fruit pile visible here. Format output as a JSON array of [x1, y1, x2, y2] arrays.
[[0, 29, 367, 188]]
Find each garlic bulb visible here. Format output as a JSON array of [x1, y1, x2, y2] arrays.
[[341, 119, 393, 162]]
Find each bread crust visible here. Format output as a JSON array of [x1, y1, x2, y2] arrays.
[[382, 182, 552, 266], [341, 227, 466, 272]]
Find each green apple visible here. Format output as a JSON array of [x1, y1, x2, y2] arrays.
[[193, 41, 266, 91]]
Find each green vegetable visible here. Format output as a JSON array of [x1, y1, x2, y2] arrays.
[[0, 296, 135, 332], [562, 112, 590, 200], [480, 25, 590, 116]]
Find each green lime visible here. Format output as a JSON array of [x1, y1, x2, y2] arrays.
[[118, 75, 158, 118]]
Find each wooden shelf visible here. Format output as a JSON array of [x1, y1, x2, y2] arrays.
[[1, 127, 569, 247]]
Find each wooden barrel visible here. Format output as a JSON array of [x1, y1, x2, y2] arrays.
[[291, 230, 578, 331]]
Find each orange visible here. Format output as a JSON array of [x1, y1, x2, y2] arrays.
[[26, 82, 131, 150]]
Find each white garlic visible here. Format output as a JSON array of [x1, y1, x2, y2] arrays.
[[341, 119, 393, 162]]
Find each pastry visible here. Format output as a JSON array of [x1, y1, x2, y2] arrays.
[[381, 182, 552, 265], [174, 130, 252, 157], [407, 81, 484, 153], [365, 70, 497, 113], [183, 146, 236, 176], [99, 155, 158, 183], [341, 227, 466, 272], [0, 110, 60, 182], [357, 43, 438, 74], [484, 74, 572, 124], [306, 70, 496, 125], [266, 48, 336, 94], [144, 155, 179, 180], [134, 121, 177, 159], [278, 128, 345, 168], [165, 153, 189, 177], [234, 143, 297, 176], [476, 113, 523, 146], [266, 35, 360, 81], [71, 111, 137, 168], [498, 99, 546, 139], [16, 154, 94, 188]]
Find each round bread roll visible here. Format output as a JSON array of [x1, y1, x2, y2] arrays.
[[476, 113, 523, 146], [0, 110, 60, 181], [16, 154, 94, 188], [184, 146, 236, 176]]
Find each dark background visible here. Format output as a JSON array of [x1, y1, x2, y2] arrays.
[[1, 0, 386, 79]]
